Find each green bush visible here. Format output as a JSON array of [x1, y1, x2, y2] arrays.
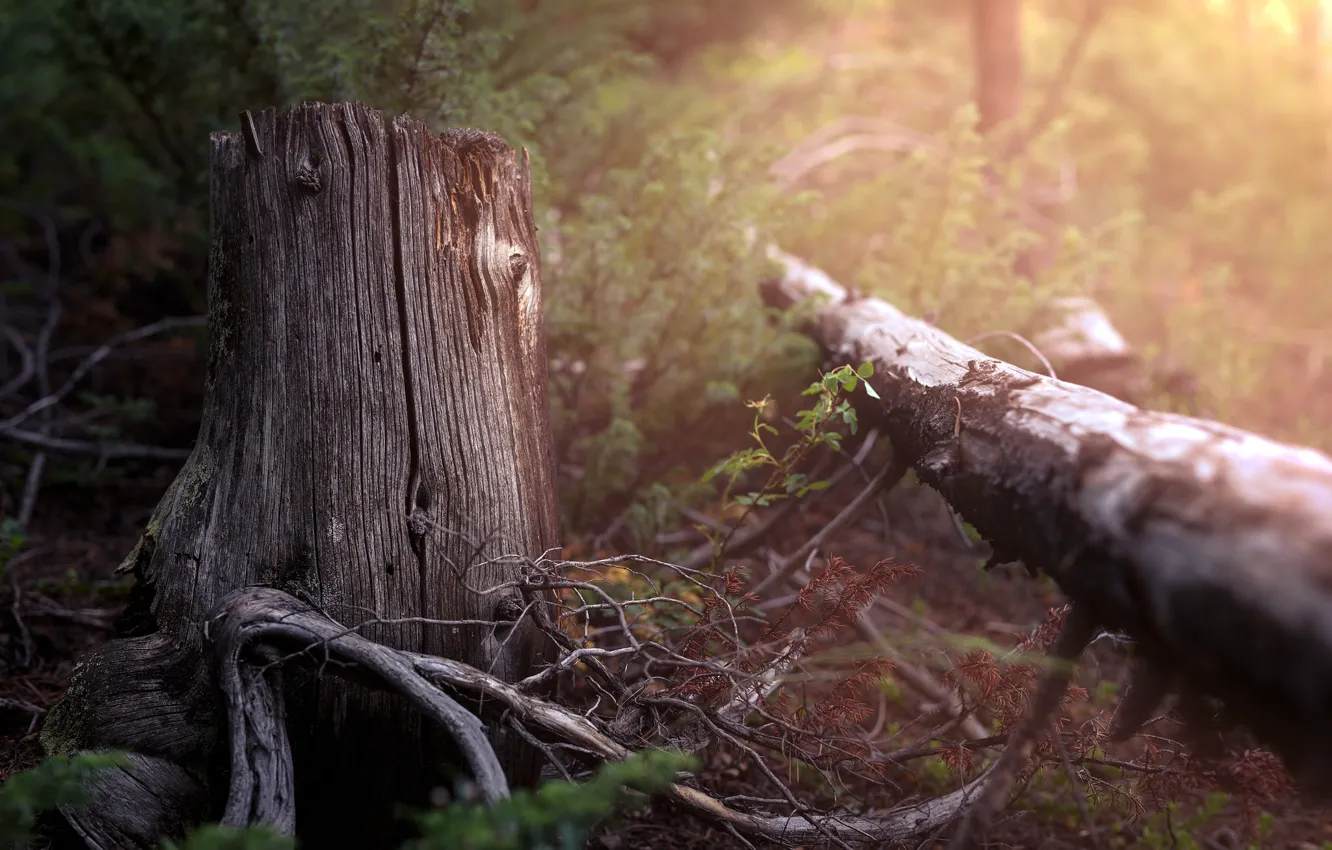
[[0, 750, 690, 850], [6, 0, 1330, 530], [0, 752, 129, 849], [406, 749, 691, 850], [544, 112, 819, 529], [1, 0, 821, 537]]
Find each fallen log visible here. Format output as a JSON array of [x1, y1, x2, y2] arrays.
[[759, 248, 1332, 791]]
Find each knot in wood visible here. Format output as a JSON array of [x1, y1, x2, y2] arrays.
[[508, 253, 528, 280], [294, 161, 322, 193], [407, 508, 431, 538], [960, 359, 1000, 385], [494, 596, 525, 623]]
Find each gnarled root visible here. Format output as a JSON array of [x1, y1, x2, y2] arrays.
[[40, 632, 215, 849], [206, 586, 511, 832], [212, 586, 993, 846]]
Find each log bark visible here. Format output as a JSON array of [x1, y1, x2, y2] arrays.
[[40, 102, 559, 848], [760, 248, 1332, 791]]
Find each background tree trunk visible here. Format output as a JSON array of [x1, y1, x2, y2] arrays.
[[973, 0, 1023, 137], [1295, 0, 1324, 84], [972, 0, 1047, 282], [40, 102, 560, 849]]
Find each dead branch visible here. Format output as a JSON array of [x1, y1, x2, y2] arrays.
[[751, 458, 908, 598], [949, 605, 1095, 847], [1, 315, 205, 431]]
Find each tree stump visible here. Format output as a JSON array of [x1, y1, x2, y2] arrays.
[[40, 102, 560, 849]]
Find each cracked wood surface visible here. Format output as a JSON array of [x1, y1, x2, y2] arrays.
[[761, 247, 1332, 789], [42, 102, 559, 849]]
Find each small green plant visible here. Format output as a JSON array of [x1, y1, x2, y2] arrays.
[[0, 517, 26, 580], [0, 751, 130, 849], [163, 824, 295, 850], [1138, 791, 1229, 850], [406, 749, 693, 850], [699, 362, 879, 564], [3, 750, 691, 850]]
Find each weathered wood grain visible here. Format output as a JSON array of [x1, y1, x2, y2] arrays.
[[42, 102, 559, 848]]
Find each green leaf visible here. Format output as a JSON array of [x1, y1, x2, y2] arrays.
[[405, 749, 693, 850], [796, 479, 831, 497], [0, 752, 131, 847]]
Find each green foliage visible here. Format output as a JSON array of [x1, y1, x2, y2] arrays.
[[692, 363, 877, 569], [0, 752, 129, 849], [1, 0, 523, 230], [1138, 792, 1230, 850], [405, 750, 692, 850], [3, 749, 688, 850], [546, 117, 819, 528], [659, 1, 1332, 453], [1131, 792, 1275, 850], [0, 518, 26, 579], [163, 825, 295, 850], [704, 363, 877, 509]]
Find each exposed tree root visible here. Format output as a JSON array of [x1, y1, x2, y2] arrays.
[[57, 753, 206, 850], [208, 587, 512, 834], [207, 586, 995, 846]]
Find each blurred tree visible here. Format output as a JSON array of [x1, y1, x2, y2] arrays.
[[973, 0, 1023, 137], [1293, 0, 1325, 83]]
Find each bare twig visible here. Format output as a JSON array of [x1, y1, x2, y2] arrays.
[[965, 330, 1058, 380], [0, 426, 192, 459], [750, 457, 908, 598], [17, 451, 45, 529], [2, 315, 206, 431]]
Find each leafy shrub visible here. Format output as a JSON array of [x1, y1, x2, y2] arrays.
[[0, 752, 129, 849], [545, 117, 819, 530], [407, 749, 691, 850], [0, 749, 689, 850]]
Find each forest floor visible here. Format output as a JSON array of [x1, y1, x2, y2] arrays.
[[6, 466, 1332, 849], [2, 345, 1331, 850]]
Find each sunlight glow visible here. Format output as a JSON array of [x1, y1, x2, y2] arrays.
[[1201, 0, 1328, 38]]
